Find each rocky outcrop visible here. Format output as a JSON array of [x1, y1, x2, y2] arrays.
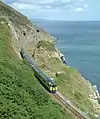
[[0, 1, 57, 57], [0, 1, 100, 118], [88, 83, 100, 117]]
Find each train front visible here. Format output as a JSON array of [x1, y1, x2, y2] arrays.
[[49, 78, 57, 93]]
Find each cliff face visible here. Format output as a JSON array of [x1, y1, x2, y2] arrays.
[[0, 1, 56, 56], [0, 2, 75, 119], [0, 1, 100, 119]]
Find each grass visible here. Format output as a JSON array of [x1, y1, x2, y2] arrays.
[[34, 39, 99, 119], [0, 1, 99, 118], [36, 40, 56, 52], [0, 21, 75, 119], [54, 67, 97, 118]]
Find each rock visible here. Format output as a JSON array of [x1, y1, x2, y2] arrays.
[[59, 53, 67, 64]]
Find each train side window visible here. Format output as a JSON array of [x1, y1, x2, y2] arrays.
[[49, 82, 51, 86]]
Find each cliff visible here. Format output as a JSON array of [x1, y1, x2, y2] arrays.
[[0, 1, 100, 119]]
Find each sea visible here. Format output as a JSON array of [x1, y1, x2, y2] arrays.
[[32, 20, 100, 91]]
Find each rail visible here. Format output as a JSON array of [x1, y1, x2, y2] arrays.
[[54, 91, 90, 119], [21, 48, 90, 119]]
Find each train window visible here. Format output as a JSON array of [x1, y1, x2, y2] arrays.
[[49, 82, 51, 85], [51, 78, 54, 80]]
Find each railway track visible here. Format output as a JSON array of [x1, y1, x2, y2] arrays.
[[53, 91, 90, 119], [20, 49, 90, 119]]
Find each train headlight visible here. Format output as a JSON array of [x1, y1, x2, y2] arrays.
[[50, 87, 53, 91], [55, 87, 57, 91], [53, 88, 55, 91]]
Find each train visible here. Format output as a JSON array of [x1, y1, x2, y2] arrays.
[[20, 48, 57, 93]]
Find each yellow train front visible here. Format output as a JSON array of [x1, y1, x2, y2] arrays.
[[49, 82, 57, 93], [35, 71, 57, 93]]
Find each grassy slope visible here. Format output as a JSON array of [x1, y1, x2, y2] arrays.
[[34, 40, 98, 119], [0, 22, 74, 118]]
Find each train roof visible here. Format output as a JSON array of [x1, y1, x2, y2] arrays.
[[30, 60, 56, 85], [39, 71, 56, 85], [21, 48, 56, 86], [32, 64, 56, 85]]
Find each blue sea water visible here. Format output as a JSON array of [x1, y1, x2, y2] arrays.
[[32, 20, 100, 91]]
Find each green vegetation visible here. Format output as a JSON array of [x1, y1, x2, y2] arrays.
[[34, 38, 99, 119], [0, 21, 74, 119], [0, 1, 99, 118], [54, 68, 97, 118], [37, 40, 56, 52], [0, 1, 28, 26], [98, 99, 100, 104]]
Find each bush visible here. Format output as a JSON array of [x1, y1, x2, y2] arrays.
[[0, 22, 73, 119]]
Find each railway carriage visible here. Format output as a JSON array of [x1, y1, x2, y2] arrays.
[[35, 69, 57, 93], [20, 48, 57, 93]]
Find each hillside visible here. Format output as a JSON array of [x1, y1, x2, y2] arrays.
[[33, 40, 100, 118], [0, 2, 75, 119], [0, 1, 100, 119]]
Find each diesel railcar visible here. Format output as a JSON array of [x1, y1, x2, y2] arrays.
[[20, 48, 57, 93]]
